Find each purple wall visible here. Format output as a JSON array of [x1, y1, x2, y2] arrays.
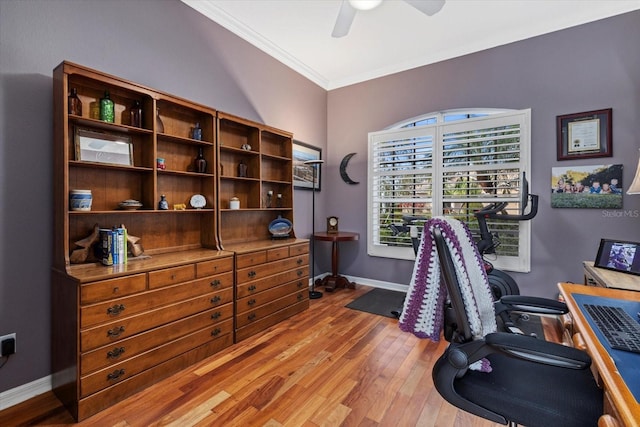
[[326, 10, 640, 297]]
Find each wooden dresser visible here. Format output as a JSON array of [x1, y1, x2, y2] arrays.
[[231, 240, 309, 342]]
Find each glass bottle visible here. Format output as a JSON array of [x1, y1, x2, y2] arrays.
[[130, 100, 142, 128], [238, 160, 247, 177], [192, 122, 202, 140], [266, 190, 273, 208], [194, 147, 207, 173], [276, 193, 283, 208], [68, 87, 82, 116], [158, 194, 169, 210], [99, 90, 115, 123], [155, 107, 165, 133]]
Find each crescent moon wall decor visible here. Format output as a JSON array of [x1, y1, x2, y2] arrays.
[[339, 152, 359, 185]]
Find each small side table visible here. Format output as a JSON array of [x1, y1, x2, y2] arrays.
[[313, 231, 359, 292]]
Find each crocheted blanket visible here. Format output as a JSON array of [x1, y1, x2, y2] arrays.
[[398, 217, 497, 371]]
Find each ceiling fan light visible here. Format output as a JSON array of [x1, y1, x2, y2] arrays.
[[348, 0, 383, 11]]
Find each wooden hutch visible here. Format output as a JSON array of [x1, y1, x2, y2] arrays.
[[52, 61, 308, 420]]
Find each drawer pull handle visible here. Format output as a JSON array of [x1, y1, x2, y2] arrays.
[[171, 274, 176, 280], [248, 270, 256, 278], [248, 285, 257, 292], [297, 293, 304, 301], [211, 311, 221, 320], [297, 281, 304, 288], [211, 328, 221, 337], [107, 304, 125, 316], [107, 369, 125, 381], [112, 287, 119, 294], [248, 313, 256, 321], [210, 296, 221, 304], [210, 279, 221, 287], [248, 298, 256, 306], [107, 326, 125, 338], [297, 259, 303, 265], [107, 347, 125, 359], [297, 270, 303, 277]]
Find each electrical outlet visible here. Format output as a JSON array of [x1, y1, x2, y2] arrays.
[[0, 333, 16, 357]]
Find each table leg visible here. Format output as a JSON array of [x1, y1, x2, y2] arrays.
[[318, 240, 355, 292]]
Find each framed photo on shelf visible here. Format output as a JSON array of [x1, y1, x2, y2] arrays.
[[556, 108, 612, 161], [75, 128, 134, 166], [293, 140, 322, 191]]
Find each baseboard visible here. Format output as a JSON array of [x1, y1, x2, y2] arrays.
[[342, 274, 409, 293], [309, 272, 408, 293], [0, 375, 52, 410]]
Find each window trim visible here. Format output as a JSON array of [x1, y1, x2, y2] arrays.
[[367, 108, 532, 272]]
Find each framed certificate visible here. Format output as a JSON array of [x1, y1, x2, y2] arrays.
[[557, 109, 612, 161]]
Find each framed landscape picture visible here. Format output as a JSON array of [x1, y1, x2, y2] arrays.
[[551, 164, 623, 208], [293, 140, 322, 191]]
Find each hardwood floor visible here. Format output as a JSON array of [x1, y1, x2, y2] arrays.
[[0, 285, 500, 427]]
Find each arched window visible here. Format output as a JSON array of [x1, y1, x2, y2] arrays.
[[367, 108, 532, 272]]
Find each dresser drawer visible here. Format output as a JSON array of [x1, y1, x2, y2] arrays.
[[237, 279, 308, 315], [81, 303, 233, 374], [81, 274, 147, 304], [81, 272, 234, 328], [80, 319, 233, 397], [267, 247, 289, 262], [196, 257, 233, 278], [236, 254, 308, 284], [80, 289, 232, 352], [237, 267, 307, 298], [236, 291, 307, 328], [289, 243, 309, 256], [236, 251, 267, 269], [148, 264, 195, 289]]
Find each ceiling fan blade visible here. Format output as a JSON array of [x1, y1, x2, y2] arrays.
[[332, 0, 357, 38], [404, 0, 446, 16]]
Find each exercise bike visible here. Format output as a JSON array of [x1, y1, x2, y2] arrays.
[[390, 172, 539, 317]]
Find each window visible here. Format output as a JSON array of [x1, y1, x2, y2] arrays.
[[367, 109, 531, 272]]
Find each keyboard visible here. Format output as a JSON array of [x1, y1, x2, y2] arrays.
[[584, 304, 640, 354]]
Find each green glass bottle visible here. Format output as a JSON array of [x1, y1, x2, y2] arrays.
[[100, 90, 115, 123]]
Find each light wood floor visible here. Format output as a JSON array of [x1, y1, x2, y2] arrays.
[[0, 285, 501, 427]]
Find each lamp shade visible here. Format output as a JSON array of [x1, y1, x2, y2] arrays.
[[627, 149, 640, 195]]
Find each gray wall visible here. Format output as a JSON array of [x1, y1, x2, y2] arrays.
[[0, 0, 326, 393], [1, 0, 639, 398], [326, 10, 640, 297]]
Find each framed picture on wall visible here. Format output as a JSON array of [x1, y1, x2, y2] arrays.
[[551, 164, 622, 208], [293, 140, 322, 191], [556, 108, 612, 161]]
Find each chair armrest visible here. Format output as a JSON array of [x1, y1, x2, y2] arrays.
[[484, 332, 591, 369], [497, 295, 568, 315]]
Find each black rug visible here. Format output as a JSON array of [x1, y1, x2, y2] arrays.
[[346, 288, 406, 318]]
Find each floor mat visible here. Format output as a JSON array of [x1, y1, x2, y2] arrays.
[[345, 288, 406, 318]]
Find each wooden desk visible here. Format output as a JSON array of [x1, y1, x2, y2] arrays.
[[558, 283, 640, 427], [313, 231, 359, 292], [584, 261, 640, 291]]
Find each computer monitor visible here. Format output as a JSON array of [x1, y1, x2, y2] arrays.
[[595, 239, 640, 276]]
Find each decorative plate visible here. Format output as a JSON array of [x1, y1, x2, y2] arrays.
[[118, 199, 143, 210], [268, 216, 292, 237], [190, 194, 206, 209]]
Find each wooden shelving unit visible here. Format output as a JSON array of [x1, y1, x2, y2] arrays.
[[52, 61, 309, 421], [52, 61, 233, 421]]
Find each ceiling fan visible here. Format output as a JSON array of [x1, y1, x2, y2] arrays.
[[332, 0, 446, 38]]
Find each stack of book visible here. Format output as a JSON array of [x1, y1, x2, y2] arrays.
[[100, 226, 127, 266]]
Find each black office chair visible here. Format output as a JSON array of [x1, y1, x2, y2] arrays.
[[431, 225, 603, 427]]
